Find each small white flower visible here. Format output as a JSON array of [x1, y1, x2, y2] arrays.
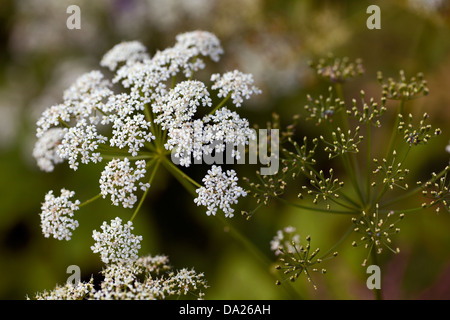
[[135, 255, 171, 275], [32, 279, 95, 300], [202, 107, 256, 159], [211, 70, 262, 107], [113, 59, 169, 106], [165, 119, 204, 167], [93, 263, 142, 300], [57, 119, 107, 171], [149, 30, 223, 79], [166, 268, 207, 296], [152, 80, 212, 130], [446, 141, 450, 154], [62, 70, 113, 124], [109, 113, 155, 156], [100, 41, 150, 71], [194, 165, 247, 218], [99, 158, 149, 208], [33, 127, 65, 172], [270, 226, 301, 256], [91, 217, 142, 264], [63, 70, 112, 106], [36, 103, 71, 138], [164, 107, 255, 167], [36, 70, 113, 138], [40, 189, 80, 241], [175, 30, 224, 63], [152, 46, 195, 78], [105, 93, 144, 120]]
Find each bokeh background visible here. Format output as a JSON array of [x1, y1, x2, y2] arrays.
[[0, 0, 450, 300]]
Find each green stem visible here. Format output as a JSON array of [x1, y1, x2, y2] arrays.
[[94, 106, 108, 117], [335, 82, 344, 99], [130, 158, 160, 222], [216, 215, 304, 299], [335, 83, 349, 133], [172, 75, 177, 89], [79, 193, 102, 208], [342, 153, 365, 206], [276, 197, 357, 215], [324, 104, 365, 207], [158, 161, 303, 298], [144, 104, 153, 124], [385, 99, 405, 161], [97, 145, 141, 154], [328, 197, 360, 212], [161, 157, 201, 194], [366, 123, 372, 203], [143, 103, 166, 153], [373, 184, 388, 206], [380, 206, 426, 214], [160, 128, 168, 148], [319, 224, 355, 259], [58, 118, 71, 129], [209, 93, 231, 115], [145, 104, 164, 150], [100, 154, 155, 161], [337, 190, 362, 209]]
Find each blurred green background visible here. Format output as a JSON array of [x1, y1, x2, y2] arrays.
[[0, 0, 450, 300]]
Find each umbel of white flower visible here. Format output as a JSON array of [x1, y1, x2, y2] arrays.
[[91, 217, 142, 264], [194, 165, 247, 218], [99, 159, 149, 208], [29, 254, 208, 300], [40, 189, 80, 241], [34, 30, 259, 237], [32, 128, 65, 172]]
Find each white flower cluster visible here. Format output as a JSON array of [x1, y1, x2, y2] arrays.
[[29, 279, 95, 300], [99, 159, 149, 208], [270, 226, 300, 256], [35, 70, 113, 170], [109, 114, 155, 156], [152, 80, 212, 130], [32, 127, 65, 172], [211, 70, 262, 107], [164, 105, 256, 167], [175, 30, 223, 63], [92, 263, 145, 300], [446, 140, 450, 154], [36, 70, 112, 136], [35, 30, 259, 242], [165, 119, 205, 167], [57, 119, 107, 170], [30, 254, 207, 300], [194, 165, 247, 218], [100, 41, 150, 72], [111, 30, 223, 103], [202, 107, 256, 159], [91, 217, 142, 264], [40, 189, 80, 241], [94, 263, 206, 300], [166, 268, 207, 296]]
